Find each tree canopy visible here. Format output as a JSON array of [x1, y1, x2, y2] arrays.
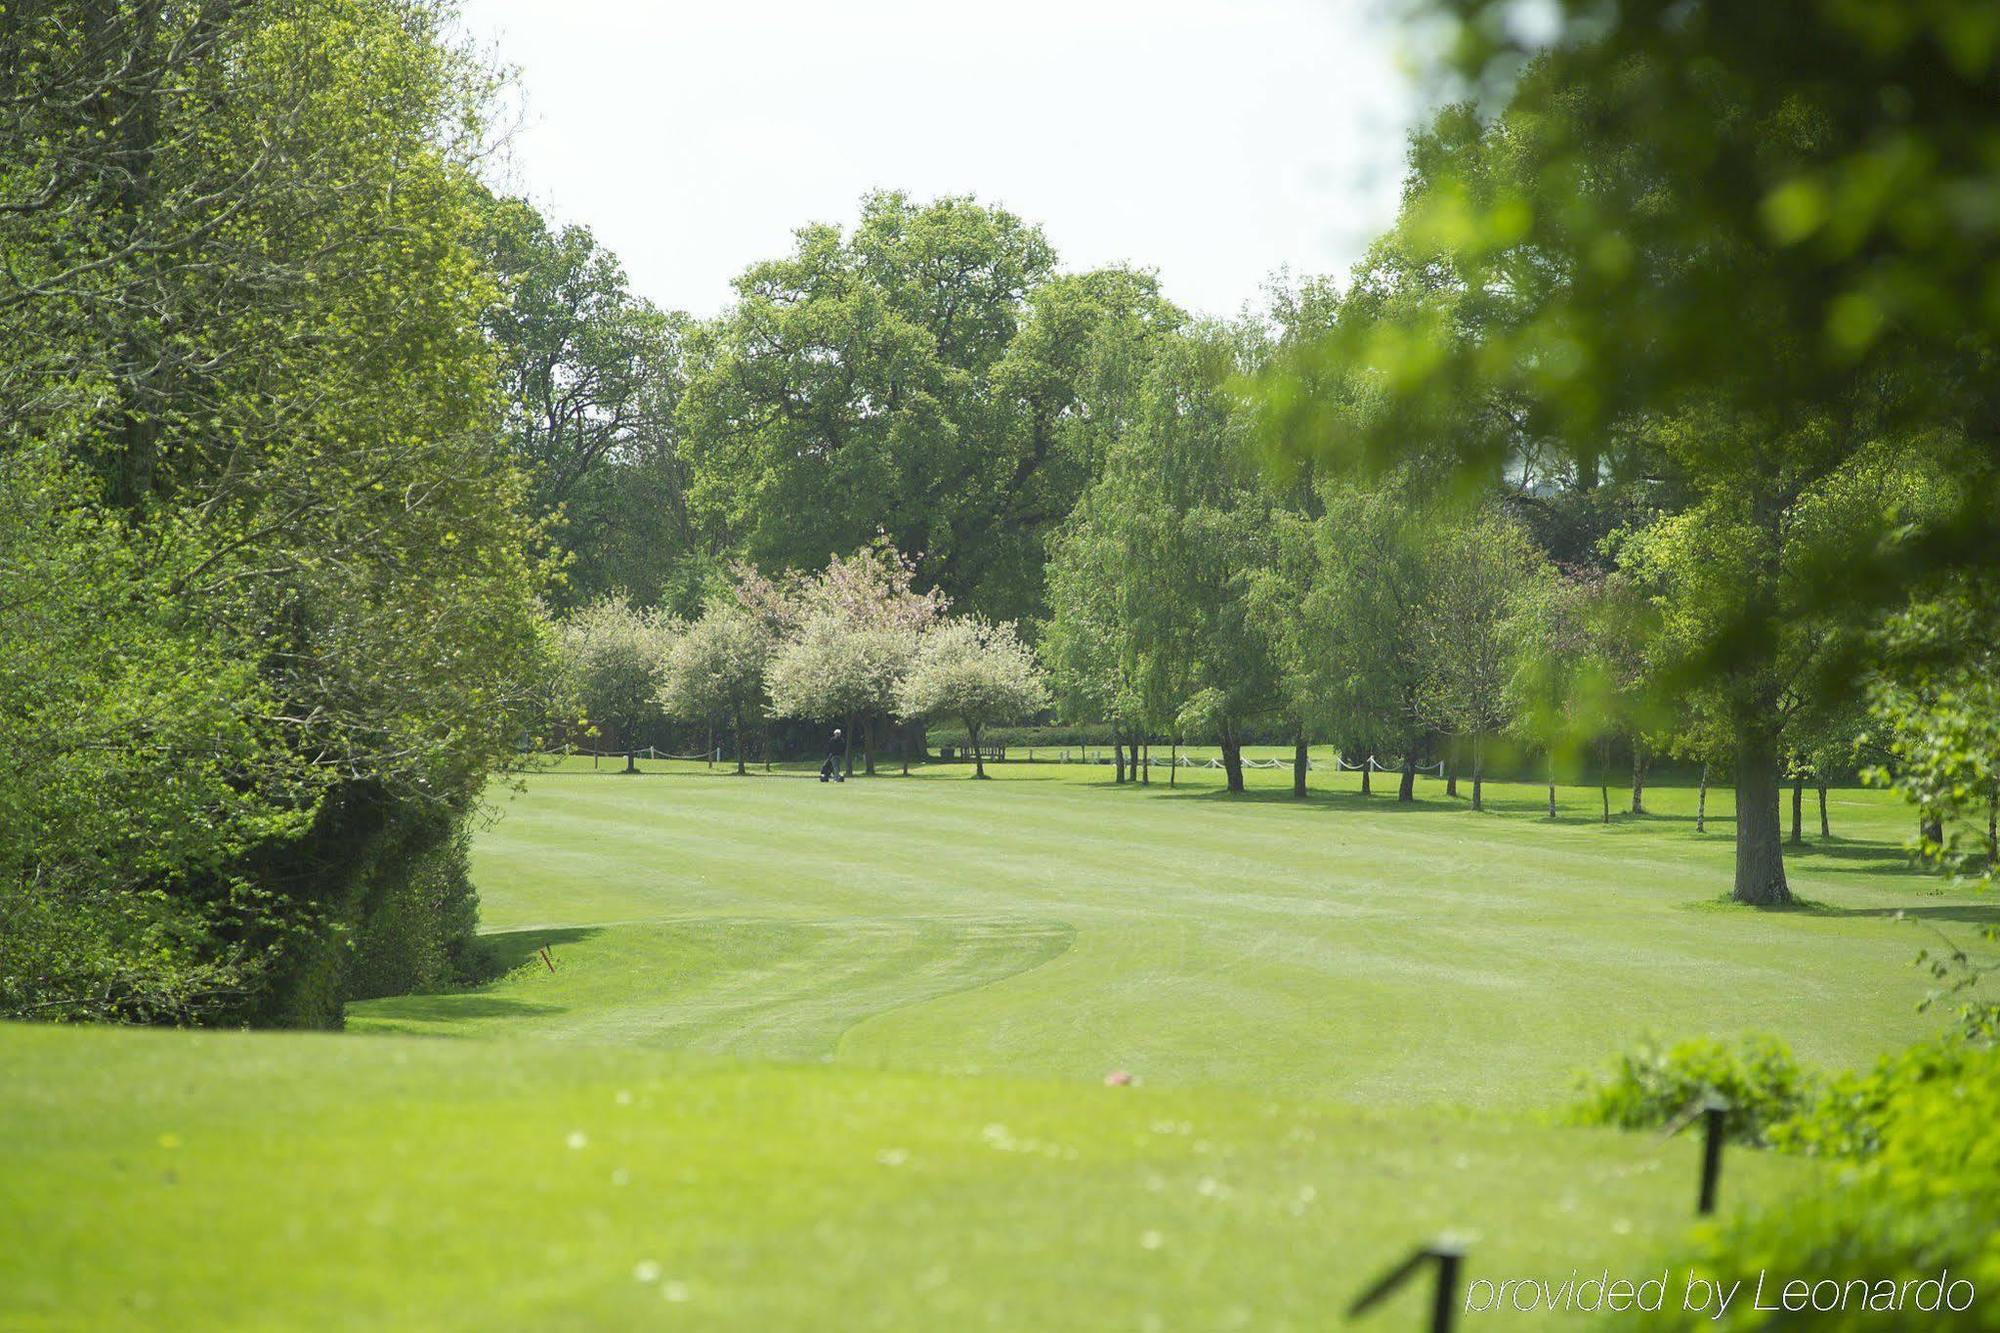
[[2, 0, 552, 1024]]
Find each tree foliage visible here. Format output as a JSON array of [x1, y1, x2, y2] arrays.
[[1250, 25, 1995, 901], [1, 0, 552, 1025], [763, 539, 946, 773], [1044, 322, 1279, 790], [658, 600, 775, 774], [479, 193, 707, 607], [555, 598, 678, 764], [680, 192, 1179, 622], [897, 619, 1049, 779]]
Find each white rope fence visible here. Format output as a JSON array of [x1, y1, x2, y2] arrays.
[[547, 745, 723, 762], [1047, 750, 1446, 775]]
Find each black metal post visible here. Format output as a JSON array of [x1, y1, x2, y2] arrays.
[[1431, 1246, 1462, 1333], [1698, 1102, 1726, 1215], [1349, 1239, 1465, 1332]]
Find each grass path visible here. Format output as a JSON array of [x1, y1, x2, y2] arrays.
[[4, 759, 1992, 1328], [357, 760, 1988, 1107]]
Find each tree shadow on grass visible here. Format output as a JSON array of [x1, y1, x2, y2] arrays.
[[1779, 839, 1916, 866], [355, 995, 565, 1027], [1811, 903, 2000, 927], [352, 926, 601, 1035], [1682, 895, 2000, 927], [1156, 785, 1441, 813], [1131, 783, 1696, 820], [463, 925, 602, 983], [1605, 810, 1726, 826]]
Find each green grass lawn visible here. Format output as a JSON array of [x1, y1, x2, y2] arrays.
[[4, 760, 1991, 1329]]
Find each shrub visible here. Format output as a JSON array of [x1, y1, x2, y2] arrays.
[[0, 880, 254, 1025], [1637, 1041, 2000, 1330], [1570, 1034, 1818, 1146], [346, 824, 481, 1002], [1769, 1039, 1977, 1160]]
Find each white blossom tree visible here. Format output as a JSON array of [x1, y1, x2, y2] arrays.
[[657, 600, 774, 774], [766, 538, 947, 774], [554, 598, 678, 771], [766, 613, 906, 775], [897, 617, 1049, 779]]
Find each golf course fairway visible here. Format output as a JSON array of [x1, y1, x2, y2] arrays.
[[4, 759, 1987, 1328]]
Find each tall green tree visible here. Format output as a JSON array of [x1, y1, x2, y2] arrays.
[[1611, 431, 1951, 898], [1307, 481, 1460, 803], [1, 0, 552, 1024], [1247, 509, 1328, 798], [1052, 324, 1281, 792], [1041, 494, 1147, 784], [1412, 507, 1553, 811], [1505, 571, 1608, 821], [478, 194, 707, 606], [682, 192, 1143, 621], [555, 599, 677, 769]]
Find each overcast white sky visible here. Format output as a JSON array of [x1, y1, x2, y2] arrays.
[[454, 1, 1428, 320]]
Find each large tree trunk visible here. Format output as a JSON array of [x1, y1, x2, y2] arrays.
[[1789, 775, 1804, 844], [1141, 739, 1150, 786], [1220, 724, 1245, 794], [1697, 763, 1710, 833], [1397, 753, 1417, 802], [1360, 756, 1371, 797], [970, 721, 986, 778], [1818, 783, 1829, 838], [1293, 732, 1308, 798], [1733, 727, 1793, 905], [1444, 736, 1458, 798], [1631, 741, 1647, 814], [1921, 809, 1944, 862], [1546, 754, 1557, 819], [1471, 732, 1485, 812], [1169, 735, 1178, 787], [1113, 728, 1126, 784]]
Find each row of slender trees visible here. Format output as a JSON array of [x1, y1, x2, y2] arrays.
[[1037, 321, 1896, 836], [557, 542, 1047, 781]]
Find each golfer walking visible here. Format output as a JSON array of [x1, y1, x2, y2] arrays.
[[820, 727, 846, 782]]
